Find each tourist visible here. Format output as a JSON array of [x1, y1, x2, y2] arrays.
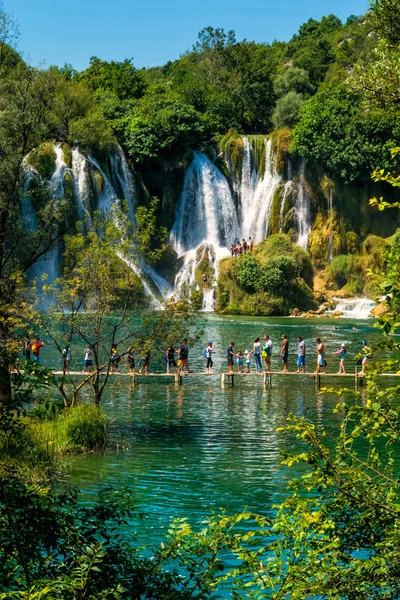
[[178, 340, 190, 374], [227, 342, 235, 373], [360, 340, 371, 376], [242, 239, 248, 251], [201, 272, 208, 286], [336, 343, 347, 374], [31, 337, 45, 365], [237, 240, 242, 254], [127, 347, 135, 375], [245, 349, 252, 373], [62, 344, 72, 374], [204, 341, 214, 373], [314, 338, 327, 374], [333, 326, 338, 331], [253, 337, 263, 373], [23, 337, 31, 361], [110, 345, 120, 373], [82, 346, 93, 373], [296, 336, 306, 374], [236, 349, 244, 373], [249, 237, 253, 252], [138, 347, 151, 375], [166, 345, 177, 374], [263, 335, 273, 372], [280, 334, 289, 373], [291, 307, 299, 317]]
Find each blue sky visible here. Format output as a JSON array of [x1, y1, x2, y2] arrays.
[[11, 0, 369, 71]]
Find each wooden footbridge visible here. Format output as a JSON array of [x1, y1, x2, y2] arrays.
[[50, 369, 399, 389]]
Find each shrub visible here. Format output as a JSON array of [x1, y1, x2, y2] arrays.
[[233, 254, 263, 293], [30, 404, 108, 454], [326, 254, 363, 290], [28, 142, 56, 180]]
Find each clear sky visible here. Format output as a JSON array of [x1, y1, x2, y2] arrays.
[[10, 0, 369, 71]]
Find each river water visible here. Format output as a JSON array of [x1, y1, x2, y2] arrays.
[[57, 314, 387, 546]]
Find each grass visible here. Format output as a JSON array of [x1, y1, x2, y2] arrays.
[[0, 403, 108, 483], [30, 403, 108, 454]]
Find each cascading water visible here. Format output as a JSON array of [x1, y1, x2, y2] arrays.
[[170, 151, 239, 255], [331, 297, 375, 319], [71, 148, 92, 224], [328, 188, 334, 261], [294, 162, 311, 250], [170, 151, 241, 310], [171, 139, 282, 309], [240, 139, 281, 243], [279, 180, 293, 233], [109, 146, 137, 224]]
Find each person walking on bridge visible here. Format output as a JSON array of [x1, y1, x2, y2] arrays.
[[296, 336, 306, 374], [178, 340, 191, 374], [280, 334, 289, 373], [314, 338, 327, 375]]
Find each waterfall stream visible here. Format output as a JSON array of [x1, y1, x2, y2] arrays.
[[294, 162, 312, 250]]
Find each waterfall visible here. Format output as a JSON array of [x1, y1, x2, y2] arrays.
[[328, 188, 334, 262], [240, 139, 281, 243], [331, 297, 375, 319], [170, 139, 282, 309], [239, 137, 257, 220], [71, 148, 92, 224], [295, 162, 311, 250], [109, 146, 137, 224], [170, 151, 239, 255], [87, 155, 119, 216], [279, 180, 293, 233]]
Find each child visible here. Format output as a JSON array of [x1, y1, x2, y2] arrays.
[[336, 343, 347, 374], [236, 350, 244, 373], [245, 349, 251, 373]]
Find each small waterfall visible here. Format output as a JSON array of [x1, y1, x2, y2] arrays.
[[239, 137, 257, 219], [332, 297, 375, 319], [295, 162, 311, 250], [170, 151, 239, 255], [328, 188, 334, 262], [110, 146, 137, 224], [71, 147, 92, 224], [87, 155, 119, 216], [241, 139, 281, 243], [279, 180, 293, 233]]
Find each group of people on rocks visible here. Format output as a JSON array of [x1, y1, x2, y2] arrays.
[[230, 238, 253, 257], [20, 335, 371, 377]]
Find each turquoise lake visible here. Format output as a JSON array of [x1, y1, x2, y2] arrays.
[[49, 314, 391, 547]]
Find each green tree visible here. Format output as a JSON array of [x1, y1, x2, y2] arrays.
[[293, 85, 399, 180], [272, 90, 305, 129]]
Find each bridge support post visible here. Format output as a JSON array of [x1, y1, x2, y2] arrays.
[[221, 373, 225, 387]]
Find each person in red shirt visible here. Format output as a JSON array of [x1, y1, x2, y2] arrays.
[[31, 338, 45, 364]]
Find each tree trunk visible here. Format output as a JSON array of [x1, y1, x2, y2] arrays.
[[0, 366, 12, 404]]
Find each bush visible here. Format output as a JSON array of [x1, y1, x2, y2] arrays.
[[28, 142, 56, 180], [233, 253, 263, 293], [326, 254, 363, 290], [30, 404, 108, 454]]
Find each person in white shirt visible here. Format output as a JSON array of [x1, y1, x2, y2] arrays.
[[296, 336, 306, 374]]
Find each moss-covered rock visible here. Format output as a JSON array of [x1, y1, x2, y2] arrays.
[[216, 234, 316, 316], [28, 142, 56, 180]]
